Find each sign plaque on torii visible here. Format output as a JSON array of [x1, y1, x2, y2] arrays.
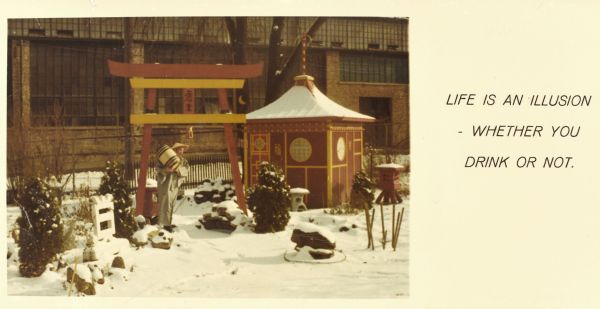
[[108, 60, 264, 215]]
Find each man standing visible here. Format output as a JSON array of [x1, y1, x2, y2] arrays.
[[156, 142, 189, 232]]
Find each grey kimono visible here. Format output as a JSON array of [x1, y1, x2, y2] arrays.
[[156, 157, 189, 226]]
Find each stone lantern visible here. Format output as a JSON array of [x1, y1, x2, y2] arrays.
[[375, 163, 404, 205]]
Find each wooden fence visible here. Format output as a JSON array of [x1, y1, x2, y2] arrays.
[[129, 152, 239, 190]]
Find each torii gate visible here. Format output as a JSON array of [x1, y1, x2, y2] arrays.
[[108, 60, 264, 215]]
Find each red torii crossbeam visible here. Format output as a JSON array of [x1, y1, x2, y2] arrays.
[[108, 60, 264, 216]]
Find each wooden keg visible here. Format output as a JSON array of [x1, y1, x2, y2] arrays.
[[157, 145, 181, 170]]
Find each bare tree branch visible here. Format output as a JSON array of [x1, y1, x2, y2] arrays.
[[265, 17, 327, 104], [265, 17, 285, 104]]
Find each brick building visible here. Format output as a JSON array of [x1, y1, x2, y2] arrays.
[[7, 17, 409, 175]]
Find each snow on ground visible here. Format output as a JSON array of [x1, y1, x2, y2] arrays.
[[6, 188, 409, 298]]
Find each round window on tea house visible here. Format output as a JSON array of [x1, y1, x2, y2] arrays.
[[289, 137, 312, 162], [337, 137, 346, 161]]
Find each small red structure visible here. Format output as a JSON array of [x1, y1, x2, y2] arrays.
[[245, 75, 374, 209], [374, 163, 404, 205]]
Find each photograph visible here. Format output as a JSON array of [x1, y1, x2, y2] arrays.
[[5, 16, 410, 297]]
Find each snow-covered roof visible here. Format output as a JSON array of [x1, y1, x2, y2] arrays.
[[247, 76, 375, 122]]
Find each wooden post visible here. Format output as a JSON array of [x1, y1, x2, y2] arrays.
[[135, 88, 156, 215], [218, 89, 248, 215]]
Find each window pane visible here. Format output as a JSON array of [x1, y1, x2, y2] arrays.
[[340, 51, 408, 84]]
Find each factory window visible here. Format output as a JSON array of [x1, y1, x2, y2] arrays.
[[340, 52, 408, 84], [29, 41, 125, 126]]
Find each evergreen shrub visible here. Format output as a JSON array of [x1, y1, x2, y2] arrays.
[[17, 178, 64, 277], [246, 162, 291, 233], [98, 161, 137, 239]]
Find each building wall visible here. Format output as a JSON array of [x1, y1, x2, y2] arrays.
[[325, 50, 410, 153], [7, 17, 409, 175]]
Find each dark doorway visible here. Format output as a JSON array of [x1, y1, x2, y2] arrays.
[[359, 97, 392, 148]]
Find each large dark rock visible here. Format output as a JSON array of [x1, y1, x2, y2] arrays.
[[67, 265, 96, 295], [111, 256, 125, 269], [199, 216, 236, 233], [199, 201, 249, 233], [308, 249, 335, 260], [194, 181, 214, 204], [291, 226, 336, 250]]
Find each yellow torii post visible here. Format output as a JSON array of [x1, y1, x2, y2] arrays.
[[108, 60, 264, 216]]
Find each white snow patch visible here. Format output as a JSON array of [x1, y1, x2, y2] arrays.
[[151, 230, 172, 244], [74, 264, 93, 283], [135, 215, 146, 224], [6, 180, 409, 297], [133, 225, 158, 244], [145, 178, 158, 188], [296, 246, 316, 260]]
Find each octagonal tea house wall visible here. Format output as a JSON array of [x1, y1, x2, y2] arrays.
[[245, 75, 374, 209]]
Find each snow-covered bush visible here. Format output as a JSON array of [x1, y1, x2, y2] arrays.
[[98, 161, 137, 240], [17, 177, 64, 277], [246, 162, 291, 233], [350, 171, 375, 210]]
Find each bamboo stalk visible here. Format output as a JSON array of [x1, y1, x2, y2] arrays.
[[380, 204, 386, 249], [364, 205, 372, 249], [67, 259, 78, 296], [393, 207, 405, 251], [391, 203, 396, 245], [370, 207, 376, 250], [392, 212, 400, 250]]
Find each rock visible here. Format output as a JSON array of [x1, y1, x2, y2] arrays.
[[339, 226, 350, 232], [67, 265, 96, 295], [111, 256, 126, 269], [291, 223, 336, 250], [88, 264, 105, 284], [308, 248, 335, 260], [132, 228, 152, 247], [82, 246, 98, 262], [194, 181, 214, 204], [199, 200, 250, 233], [7, 240, 15, 260], [194, 193, 207, 204], [135, 215, 146, 229], [210, 193, 223, 203], [225, 190, 235, 200], [11, 228, 20, 243], [57, 255, 68, 270], [200, 216, 237, 232], [148, 216, 159, 225], [150, 230, 173, 250]]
